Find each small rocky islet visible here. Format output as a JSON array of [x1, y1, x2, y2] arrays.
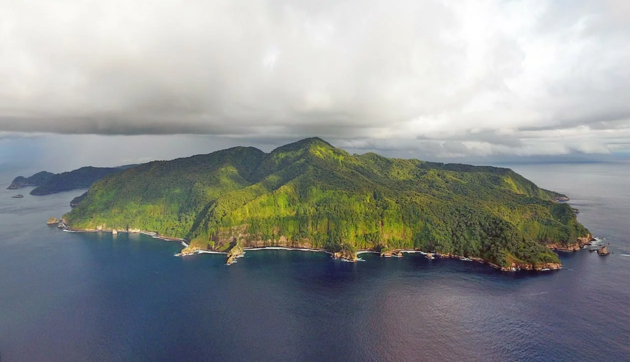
[[46, 217, 59, 225], [597, 246, 611, 256]]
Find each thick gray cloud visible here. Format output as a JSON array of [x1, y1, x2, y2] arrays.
[[1, 0, 629, 158]]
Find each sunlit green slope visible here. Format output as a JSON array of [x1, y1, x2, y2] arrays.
[[65, 138, 589, 268]]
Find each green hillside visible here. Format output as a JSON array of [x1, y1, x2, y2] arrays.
[[64, 138, 590, 269]]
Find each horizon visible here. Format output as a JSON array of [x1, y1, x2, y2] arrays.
[[2, 135, 629, 176], [2, 2, 629, 361]]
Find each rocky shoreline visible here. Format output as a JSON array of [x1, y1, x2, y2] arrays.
[[53, 219, 595, 272], [548, 234, 596, 252], [175, 243, 570, 271], [376, 250, 562, 271], [56, 222, 186, 243]]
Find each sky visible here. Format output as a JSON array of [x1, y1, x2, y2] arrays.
[[1, 0, 630, 171]]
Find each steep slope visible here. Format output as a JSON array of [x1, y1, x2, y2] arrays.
[[64, 138, 590, 270], [66, 147, 264, 238]]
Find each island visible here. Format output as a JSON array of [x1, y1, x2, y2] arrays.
[[61, 137, 591, 271], [8, 165, 136, 196]]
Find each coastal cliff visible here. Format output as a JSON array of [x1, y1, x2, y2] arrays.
[[61, 221, 590, 270], [548, 234, 595, 252], [380, 248, 403, 258], [226, 243, 244, 265], [490, 261, 562, 272]]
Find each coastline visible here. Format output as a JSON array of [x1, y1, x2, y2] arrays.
[[62, 225, 187, 243], [176, 242, 565, 272], [58, 224, 591, 273], [548, 234, 597, 252]]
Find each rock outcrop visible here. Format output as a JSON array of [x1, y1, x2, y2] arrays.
[[379, 248, 402, 258], [597, 246, 610, 256], [555, 195, 570, 202], [47, 217, 59, 225], [548, 234, 595, 252], [332, 248, 358, 262], [226, 242, 244, 265], [181, 245, 202, 256], [491, 261, 562, 272], [533, 262, 562, 271]]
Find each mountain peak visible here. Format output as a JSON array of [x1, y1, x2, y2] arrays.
[[270, 137, 333, 154], [301, 136, 332, 145]]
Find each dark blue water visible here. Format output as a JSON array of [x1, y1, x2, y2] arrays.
[[1, 163, 629, 362]]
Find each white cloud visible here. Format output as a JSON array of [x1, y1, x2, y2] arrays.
[[0, 0, 629, 157]]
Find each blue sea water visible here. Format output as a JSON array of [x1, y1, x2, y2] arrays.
[[0, 162, 629, 362]]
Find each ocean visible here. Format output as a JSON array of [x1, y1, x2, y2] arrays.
[[0, 162, 628, 361]]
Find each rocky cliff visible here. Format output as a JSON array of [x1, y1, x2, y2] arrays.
[[548, 234, 595, 252]]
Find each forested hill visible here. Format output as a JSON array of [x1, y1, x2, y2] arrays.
[[7, 171, 54, 190], [64, 137, 590, 269], [9, 165, 136, 195]]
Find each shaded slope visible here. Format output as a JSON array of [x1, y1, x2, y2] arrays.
[[7, 171, 54, 189], [8, 166, 137, 195], [31, 166, 135, 195]]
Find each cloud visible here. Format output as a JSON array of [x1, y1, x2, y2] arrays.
[[0, 0, 629, 157]]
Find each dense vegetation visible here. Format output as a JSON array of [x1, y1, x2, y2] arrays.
[[7, 171, 54, 189], [70, 192, 88, 208], [64, 138, 589, 268], [9, 166, 136, 195]]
